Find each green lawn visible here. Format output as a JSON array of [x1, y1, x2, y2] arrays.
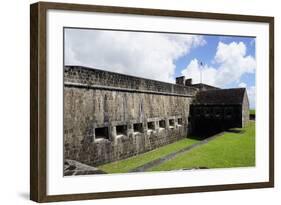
[[250, 109, 256, 115], [98, 138, 199, 173], [150, 121, 255, 171]]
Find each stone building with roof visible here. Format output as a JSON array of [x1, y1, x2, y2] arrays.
[[63, 66, 250, 168], [189, 88, 249, 136]]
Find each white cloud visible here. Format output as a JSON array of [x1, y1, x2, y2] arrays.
[[238, 82, 247, 88], [181, 41, 256, 88], [65, 29, 205, 83], [247, 86, 256, 109], [181, 59, 217, 86], [238, 82, 256, 109]]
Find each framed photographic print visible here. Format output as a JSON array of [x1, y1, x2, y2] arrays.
[[30, 1, 274, 202]]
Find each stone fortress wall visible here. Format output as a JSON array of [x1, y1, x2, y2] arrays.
[[64, 66, 199, 166]]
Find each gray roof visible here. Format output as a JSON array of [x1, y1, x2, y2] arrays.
[[191, 83, 220, 90], [193, 88, 246, 105]]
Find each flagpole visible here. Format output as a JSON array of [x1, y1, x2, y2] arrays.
[[199, 61, 203, 84], [200, 65, 202, 84]]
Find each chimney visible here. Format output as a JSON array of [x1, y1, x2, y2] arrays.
[[176, 76, 185, 85], [185, 78, 192, 86]]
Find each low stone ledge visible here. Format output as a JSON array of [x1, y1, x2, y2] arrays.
[[64, 159, 106, 176]]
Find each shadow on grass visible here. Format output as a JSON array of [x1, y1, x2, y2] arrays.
[[227, 129, 245, 134], [187, 129, 222, 140]]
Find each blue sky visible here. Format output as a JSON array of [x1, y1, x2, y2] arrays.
[[65, 28, 256, 108], [174, 35, 256, 89]]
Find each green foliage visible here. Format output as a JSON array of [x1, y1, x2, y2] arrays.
[[98, 138, 199, 173], [151, 121, 255, 171]]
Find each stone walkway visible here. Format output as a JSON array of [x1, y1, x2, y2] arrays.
[[129, 132, 224, 172]]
